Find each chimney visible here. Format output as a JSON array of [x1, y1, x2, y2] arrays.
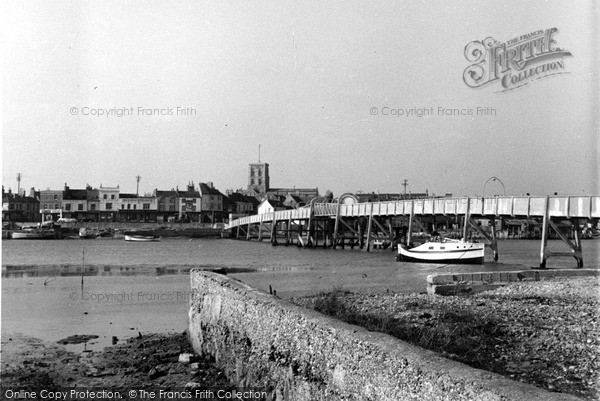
[[207, 182, 214, 189], [30, 187, 36, 197]]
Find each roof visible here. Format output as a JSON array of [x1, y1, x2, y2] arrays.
[[2, 192, 39, 204], [155, 190, 178, 197], [288, 195, 303, 203], [227, 193, 254, 204], [269, 187, 318, 192], [260, 199, 285, 208], [199, 183, 223, 197], [177, 190, 201, 198], [63, 189, 88, 200]]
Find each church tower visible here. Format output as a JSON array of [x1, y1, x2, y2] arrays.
[[248, 163, 269, 194], [247, 145, 269, 194]]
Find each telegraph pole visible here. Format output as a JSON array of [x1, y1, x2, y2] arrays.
[[136, 175, 141, 196], [402, 179, 408, 198]]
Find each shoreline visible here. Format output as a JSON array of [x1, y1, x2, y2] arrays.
[[290, 276, 600, 400], [2, 274, 598, 399], [0, 332, 233, 395]]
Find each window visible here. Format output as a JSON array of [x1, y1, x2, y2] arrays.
[[106, 203, 113, 210], [127, 204, 131, 209], [54, 195, 58, 200], [111, 195, 115, 200], [143, 204, 150, 210], [90, 204, 96, 211], [43, 204, 48, 209], [65, 204, 71, 211], [78, 204, 83, 211], [121, 204, 125, 210], [133, 204, 137, 210], [103, 194, 107, 200], [55, 204, 59, 209]]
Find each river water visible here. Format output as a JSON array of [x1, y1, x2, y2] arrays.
[[2, 237, 599, 350]]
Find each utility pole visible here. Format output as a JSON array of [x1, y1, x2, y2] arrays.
[[258, 144, 261, 163], [136, 175, 141, 196], [402, 179, 408, 198]]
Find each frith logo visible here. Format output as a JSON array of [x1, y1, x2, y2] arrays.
[[463, 28, 572, 92]]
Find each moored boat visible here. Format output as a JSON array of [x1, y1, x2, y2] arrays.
[[79, 227, 99, 239], [124, 234, 160, 242], [397, 238, 484, 264], [12, 227, 57, 240]]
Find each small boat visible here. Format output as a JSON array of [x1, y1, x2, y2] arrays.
[[397, 238, 484, 264], [12, 227, 57, 240], [79, 227, 99, 239], [98, 229, 113, 238], [124, 234, 160, 242]]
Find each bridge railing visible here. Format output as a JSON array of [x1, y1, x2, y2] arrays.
[[226, 196, 600, 229], [313, 203, 337, 216]]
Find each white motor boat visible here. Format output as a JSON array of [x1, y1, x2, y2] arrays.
[[397, 238, 484, 264]]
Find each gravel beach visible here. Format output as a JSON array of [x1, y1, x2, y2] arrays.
[[291, 276, 600, 400]]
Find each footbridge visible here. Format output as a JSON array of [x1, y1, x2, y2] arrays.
[[226, 195, 600, 268]]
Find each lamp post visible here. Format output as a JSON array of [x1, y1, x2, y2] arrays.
[[482, 176, 506, 197], [482, 176, 505, 261]]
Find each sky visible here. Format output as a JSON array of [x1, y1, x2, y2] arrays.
[[2, 1, 599, 197]]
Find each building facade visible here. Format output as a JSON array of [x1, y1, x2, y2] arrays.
[[176, 183, 202, 222], [2, 187, 40, 223], [97, 186, 120, 221], [39, 189, 64, 221], [62, 186, 88, 220], [119, 194, 159, 222], [199, 182, 224, 223]]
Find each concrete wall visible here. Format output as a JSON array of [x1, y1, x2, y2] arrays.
[[428, 269, 600, 296], [189, 270, 581, 401]]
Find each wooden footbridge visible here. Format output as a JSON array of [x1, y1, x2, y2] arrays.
[[226, 195, 600, 268]]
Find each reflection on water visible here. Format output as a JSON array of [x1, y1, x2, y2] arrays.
[[2, 262, 318, 279]]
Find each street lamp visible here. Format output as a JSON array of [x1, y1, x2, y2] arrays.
[[483, 176, 506, 197]]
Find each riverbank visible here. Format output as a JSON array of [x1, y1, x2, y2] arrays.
[[290, 277, 600, 400], [1, 332, 233, 395]]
